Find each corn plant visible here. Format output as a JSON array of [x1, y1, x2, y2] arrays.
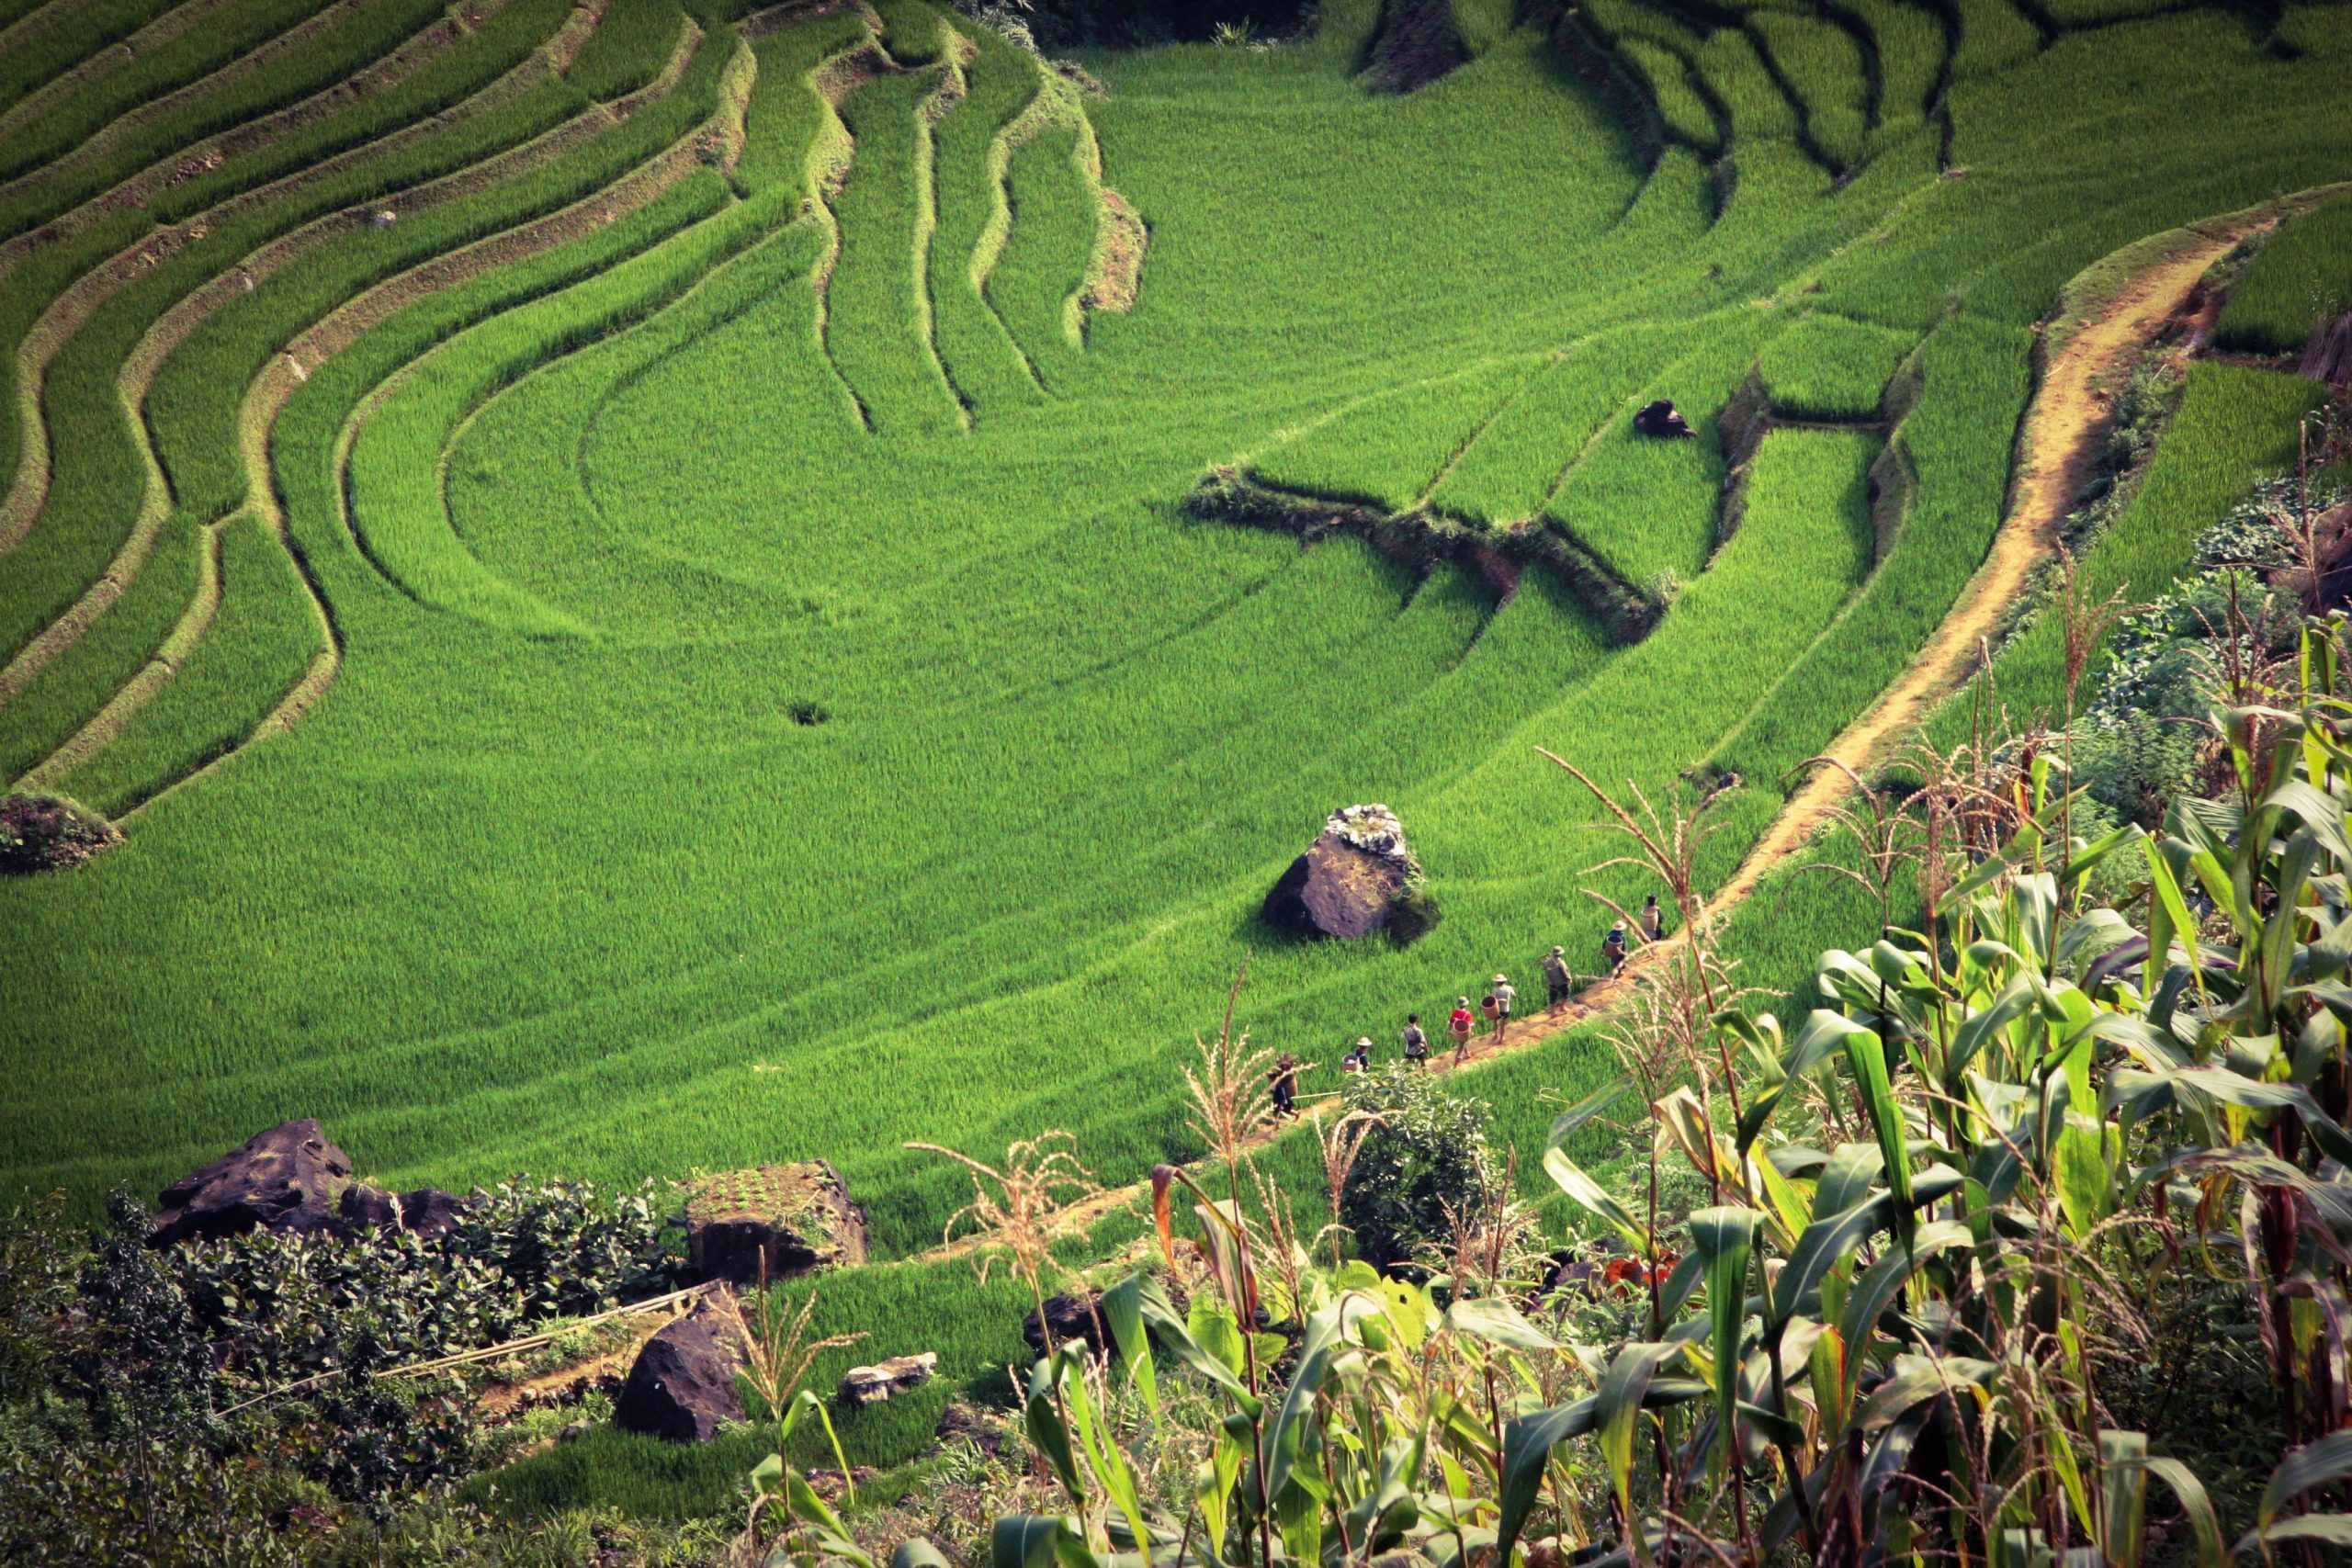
[[1510, 617, 2352, 1567]]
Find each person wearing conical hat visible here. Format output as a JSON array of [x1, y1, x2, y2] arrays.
[[1542, 944, 1573, 1009], [1491, 973, 1516, 1043], [1270, 1055, 1301, 1118], [1603, 921, 1628, 974]]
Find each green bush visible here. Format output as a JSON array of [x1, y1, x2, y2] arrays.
[[1337, 1063, 1494, 1269]]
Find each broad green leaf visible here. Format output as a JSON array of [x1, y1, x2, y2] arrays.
[[1545, 1145, 1645, 1249], [1691, 1206, 1758, 1469], [1099, 1274, 1158, 1420], [1136, 1275, 1258, 1411], [2259, 1430, 2352, 1529], [1448, 1293, 1560, 1351], [1496, 1399, 1600, 1562], [1265, 1292, 1377, 1503], [2099, 1431, 2147, 1568], [2142, 1455, 2226, 1568], [992, 1516, 1072, 1568]]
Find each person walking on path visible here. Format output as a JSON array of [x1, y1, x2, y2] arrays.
[[1448, 998, 1475, 1064], [1641, 894, 1663, 943], [1401, 1014, 1430, 1069], [1270, 1055, 1301, 1118], [1342, 1037, 1372, 1074], [1542, 945, 1573, 1010], [1491, 974, 1516, 1043], [1602, 921, 1628, 975], [1477, 991, 1501, 1050]]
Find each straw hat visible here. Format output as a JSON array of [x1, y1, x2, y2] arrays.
[[1492, 973, 1508, 983], [1552, 945, 1565, 955]]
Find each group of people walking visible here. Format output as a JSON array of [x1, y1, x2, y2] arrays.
[[1273, 896, 1668, 1115]]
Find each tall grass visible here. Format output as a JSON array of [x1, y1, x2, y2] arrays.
[[563, 0, 687, 103], [1748, 11, 1869, 165], [1428, 321, 1692, 525], [1620, 39, 1723, 152], [6, 0, 2352, 1288], [1250, 355, 1546, 512], [925, 20, 1050, 415], [0, 0, 186, 125], [2213, 193, 2352, 355], [831, 62, 967, 434], [1545, 316, 1772, 590], [1947, 0, 2041, 77], [1755, 310, 1914, 418], [0, 0, 343, 188], [58, 511, 321, 814], [989, 121, 1097, 389]]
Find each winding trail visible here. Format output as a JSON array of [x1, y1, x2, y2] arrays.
[[911, 215, 2267, 1266]]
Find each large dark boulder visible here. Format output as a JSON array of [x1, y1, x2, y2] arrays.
[[615, 1291, 749, 1442], [151, 1119, 353, 1247], [1264, 806, 1419, 942], [334, 1182, 469, 1240], [685, 1163, 868, 1286], [336, 1183, 401, 1235], [1023, 1290, 1108, 1358], [398, 1187, 466, 1239]]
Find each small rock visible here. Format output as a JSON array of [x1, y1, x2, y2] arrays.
[[1023, 1291, 1108, 1359], [806, 1465, 880, 1499], [615, 1291, 749, 1443], [336, 1183, 401, 1233], [838, 1351, 937, 1406], [334, 1182, 469, 1239], [398, 1187, 466, 1238], [935, 1402, 1004, 1454], [558, 1421, 592, 1444], [151, 1119, 354, 1247], [0, 792, 119, 876], [685, 1162, 867, 1285], [369, 209, 397, 227]]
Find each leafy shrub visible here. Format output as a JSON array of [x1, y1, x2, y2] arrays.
[[1336, 1064, 1494, 1268]]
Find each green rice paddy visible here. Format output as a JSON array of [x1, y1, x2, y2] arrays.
[[3, 0, 2349, 1272]]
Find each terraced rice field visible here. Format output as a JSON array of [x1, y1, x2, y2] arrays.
[[3, 0, 2349, 1257]]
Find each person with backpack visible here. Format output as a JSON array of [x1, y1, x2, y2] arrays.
[[1270, 1055, 1300, 1118], [1342, 1037, 1372, 1074], [1448, 998, 1475, 1063], [1641, 894, 1663, 942], [1477, 991, 1501, 1049], [1542, 945, 1573, 1009], [1401, 1014, 1430, 1069], [1602, 922, 1628, 974], [1491, 974, 1516, 1042]]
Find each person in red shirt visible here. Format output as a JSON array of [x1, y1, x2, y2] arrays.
[[1449, 998, 1476, 1064]]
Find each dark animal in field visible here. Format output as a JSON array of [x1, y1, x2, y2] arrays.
[[1634, 399, 1695, 437]]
